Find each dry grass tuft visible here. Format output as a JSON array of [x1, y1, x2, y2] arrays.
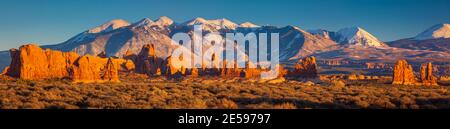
[[1, 74, 450, 109]]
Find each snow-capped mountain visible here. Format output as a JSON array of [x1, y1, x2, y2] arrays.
[[414, 23, 450, 40], [335, 27, 387, 47], [59, 19, 131, 46], [1, 18, 450, 71], [388, 23, 450, 52], [182, 17, 238, 31], [274, 26, 338, 60], [155, 16, 174, 27]]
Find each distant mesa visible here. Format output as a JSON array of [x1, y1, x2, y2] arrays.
[[2, 44, 321, 82], [290, 56, 318, 78], [335, 27, 387, 47], [1, 43, 447, 86], [420, 62, 438, 86]]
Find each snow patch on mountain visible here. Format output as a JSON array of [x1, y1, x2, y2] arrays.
[[88, 19, 130, 34], [415, 23, 450, 40]]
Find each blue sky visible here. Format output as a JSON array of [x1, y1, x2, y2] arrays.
[[0, 0, 449, 50]]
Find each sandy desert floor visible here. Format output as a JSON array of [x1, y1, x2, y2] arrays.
[[0, 73, 449, 109]]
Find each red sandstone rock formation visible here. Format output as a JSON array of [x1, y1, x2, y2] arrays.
[[243, 62, 260, 78], [6, 44, 77, 80], [68, 55, 125, 83], [420, 62, 438, 86], [102, 58, 120, 82], [392, 60, 417, 85], [323, 60, 341, 66], [190, 68, 199, 77], [135, 44, 159, 75], [291, 56, 318, 78], [6, 44, 126, 83], [165, 55, 186, 77]]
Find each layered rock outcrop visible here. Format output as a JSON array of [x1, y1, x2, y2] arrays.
[[7, 44, 77, 80], [290, 56, 318, 78], [392, 60, 417, 85]]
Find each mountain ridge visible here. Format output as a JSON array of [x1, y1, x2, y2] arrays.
[[388, 23, 450, 52]]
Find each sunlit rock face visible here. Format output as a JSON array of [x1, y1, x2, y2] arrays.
[[6, 44, 128, 83], [290, 56, 318, 78], [392, 60, 417, 85]]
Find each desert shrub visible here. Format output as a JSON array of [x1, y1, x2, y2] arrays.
[[15, 79, 36, 86], [354, 100, 370, 108], [187, 98, 208, 109], [329, 80, 346, 90]]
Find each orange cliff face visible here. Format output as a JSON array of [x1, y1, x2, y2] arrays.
[[6, 44, 78, 79], [5, 44, 133, 83], [392, 60, 417, 85]]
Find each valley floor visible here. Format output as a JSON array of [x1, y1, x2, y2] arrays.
[[0, 74, 449, 109]]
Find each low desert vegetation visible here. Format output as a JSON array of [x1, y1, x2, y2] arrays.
[[0, 74, 449, 109]]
